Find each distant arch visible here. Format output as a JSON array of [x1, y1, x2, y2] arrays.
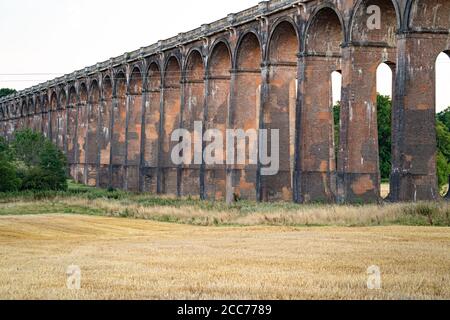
[[207, 39, 232, 76], [268, 19, 299, 62], [406, 0, 450, 31], [68, 86, 77, 106], [305, 6, 345, 55], [114, 72, 127, 98], [351, 0, 399, 46], [89, 80, 100, 104], [147, 62, 161, 90], [102, 76, 113, 100], [79, 83, 88, 104], [236, 31, 262, 70], [164, 55, 181, 87], [50, 91, 58, 111], [59, 88, 67, 108], [185, 49, 205, 81], [27, 97, 34, 115], [129, 66, 143, 95]]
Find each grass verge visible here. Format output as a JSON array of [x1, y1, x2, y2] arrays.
[[0, 180, 449, 227]]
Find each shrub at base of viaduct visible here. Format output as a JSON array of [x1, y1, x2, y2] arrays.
[[0, 0, 449, 203]]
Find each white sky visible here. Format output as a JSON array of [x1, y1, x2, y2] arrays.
[[1, 0, 449, 112]]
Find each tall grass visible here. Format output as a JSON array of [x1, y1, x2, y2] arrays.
[[0, 180, 449, 227]]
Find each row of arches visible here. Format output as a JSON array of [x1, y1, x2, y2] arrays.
[[1, 0, 449, 202]]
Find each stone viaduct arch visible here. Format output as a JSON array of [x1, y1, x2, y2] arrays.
[[99, 75, 113, 188], [142, 62, 162, 193], [111, 71, 127, 189], [67, 85, 78, 179], [231, 31, 262, 201], [1, 0, 449, 204], [298, 4, 344, 203], [181, 48, 205, 197]]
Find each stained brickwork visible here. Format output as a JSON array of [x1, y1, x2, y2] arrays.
[[1, 0, 449, 203]]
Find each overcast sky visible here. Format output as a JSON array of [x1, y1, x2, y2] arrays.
[[0, 0, 449, 111]]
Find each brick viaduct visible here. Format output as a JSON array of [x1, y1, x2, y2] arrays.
[[0, 0, 449, 203]]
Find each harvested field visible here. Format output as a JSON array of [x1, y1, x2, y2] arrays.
[[0, 214, 449, 300]]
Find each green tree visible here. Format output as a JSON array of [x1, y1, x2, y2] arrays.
[[0, 88, 17, 99], [333, 102, 340, 162], [9, 129, 44, 166], [9, 129, 68, 191], [437, 107, 450, 132], [0, 160, 21, 192], [0, 136, 10, 160], [0, 137, 21, 192], [436, 114, 450, 188], [37, 139, 68, 191], [377, 95, 392, 181]]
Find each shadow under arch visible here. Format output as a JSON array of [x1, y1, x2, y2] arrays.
[[180, 49, 205, 197], [141, 62, 162, 194], [203, 40, 232, 201], [231, 31, 262, 201], [160, 55, 182, 195], [110, 72, 127, 189]]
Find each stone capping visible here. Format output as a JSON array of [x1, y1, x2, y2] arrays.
[[0, 0, 311, 103]]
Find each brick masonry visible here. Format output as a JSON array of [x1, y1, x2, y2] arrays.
[[0, 0, 449, 203]]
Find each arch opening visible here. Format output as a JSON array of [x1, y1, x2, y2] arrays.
[[332, 70, 343, 174], [376, 62, 395, 199]]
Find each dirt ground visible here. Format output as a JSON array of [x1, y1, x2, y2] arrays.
[[0, 214, 449, 300]]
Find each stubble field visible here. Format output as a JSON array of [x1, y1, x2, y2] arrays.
[[0, 213, 449, 300]]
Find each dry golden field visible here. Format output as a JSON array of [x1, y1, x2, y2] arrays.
[[0, 214, 449, 300]]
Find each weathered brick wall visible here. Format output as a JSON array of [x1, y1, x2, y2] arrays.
[[1, 0, 449, 204]]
